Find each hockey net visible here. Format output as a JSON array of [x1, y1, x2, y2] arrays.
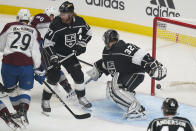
[[151, 17, 196, 96]]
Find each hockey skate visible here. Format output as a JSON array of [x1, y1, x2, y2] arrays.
[[123, 105, 146, 120], [41, 100, 51, 116], [78, 97, 92, 109], [1, 112, 21, 131], [11, 103, 29, 128]]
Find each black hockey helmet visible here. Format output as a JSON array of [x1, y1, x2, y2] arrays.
[[162, 98, 179, 115], [103, 29, 119, 49], [59, 1, 74, 13]]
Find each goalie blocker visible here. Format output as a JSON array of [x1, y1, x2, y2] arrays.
[[87, 29, 167, 119]]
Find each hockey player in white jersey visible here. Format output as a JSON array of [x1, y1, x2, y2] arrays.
[[87, 29, 167, 119], [0, 9, 44, 130]]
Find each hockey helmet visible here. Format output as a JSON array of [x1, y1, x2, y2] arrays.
[[17, 9, 31, 21], [59, 1, 74, 13], [103, 29, 119, 48], [162, 98, 179, 115], [44, 7, 58, 17]]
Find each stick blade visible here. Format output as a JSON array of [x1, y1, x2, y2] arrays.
[[75, 113, 91, 119]]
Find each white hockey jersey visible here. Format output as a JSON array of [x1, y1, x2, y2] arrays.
[[0, 22, 41, 69]]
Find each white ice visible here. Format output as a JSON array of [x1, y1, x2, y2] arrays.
[[0, 14, 195, 131]]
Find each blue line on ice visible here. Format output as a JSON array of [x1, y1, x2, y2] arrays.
[[91, 94, 196, 127]]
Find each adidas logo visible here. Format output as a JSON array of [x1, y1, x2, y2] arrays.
[[146, 0, 181, 17], [85, 0, 125, 10]]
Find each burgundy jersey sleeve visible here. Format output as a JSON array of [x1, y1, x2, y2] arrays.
[[0, 22, 20, 35], [31, 13, 51, 28]]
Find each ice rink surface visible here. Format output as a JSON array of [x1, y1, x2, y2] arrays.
[[0, 14, 196, 131]]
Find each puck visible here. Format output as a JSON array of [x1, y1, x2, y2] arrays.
[[156, 84, 161, 89]]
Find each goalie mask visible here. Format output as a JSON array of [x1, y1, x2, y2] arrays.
[[162, 98, 179, 115], [103, 29, 119, 49]]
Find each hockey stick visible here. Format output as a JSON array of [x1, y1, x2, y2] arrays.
[[43, 81, 91, 119], [78, 59, 93, 67], [85, 78, 93, 85]]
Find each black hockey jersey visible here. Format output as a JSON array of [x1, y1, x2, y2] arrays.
[[43, 15, 92, 56], [147, 116, 195, 131], [98, 40, 145, 76]]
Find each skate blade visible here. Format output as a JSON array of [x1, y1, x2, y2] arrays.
[[124, 115, 147, 120], [81, 106, 92, 112], [41, 111, 50, 117], [7, 123, 21, 131], [20, 118, 29, 129]]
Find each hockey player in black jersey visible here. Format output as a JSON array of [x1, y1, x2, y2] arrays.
[[30, 7, 76, 114], [147, 98, 195, 131], [87, 29, 167, 119], [43, 1, 92, 108]]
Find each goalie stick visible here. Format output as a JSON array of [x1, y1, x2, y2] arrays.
[[43, 81, 91, 119]]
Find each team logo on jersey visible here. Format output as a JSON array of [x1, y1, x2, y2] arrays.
[[106, 61, 116, 75], [65, 33, 76, 48]]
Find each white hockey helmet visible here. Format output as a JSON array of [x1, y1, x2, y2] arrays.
[[17, 9, 31, 21], [44, 7, 58, 17]]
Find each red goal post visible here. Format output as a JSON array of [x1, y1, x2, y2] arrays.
[[151, 17, 196, 96]]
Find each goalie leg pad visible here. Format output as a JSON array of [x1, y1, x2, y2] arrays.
[[106, 73, 142, 112]]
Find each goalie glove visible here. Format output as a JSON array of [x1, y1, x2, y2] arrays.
[[148, 60, 167, 81], [141, 54, 167, 81], [86, 64, 102, 81]]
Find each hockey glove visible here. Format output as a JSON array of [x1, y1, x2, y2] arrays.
[[0, 83, 17, 93], [34, 68, 46, 85], [86, 64, 102, 81], [141, 53, 167, 81], [74, 41, 87, 56], [50, 55, 59, 67], [148, 61, 167, 81]]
